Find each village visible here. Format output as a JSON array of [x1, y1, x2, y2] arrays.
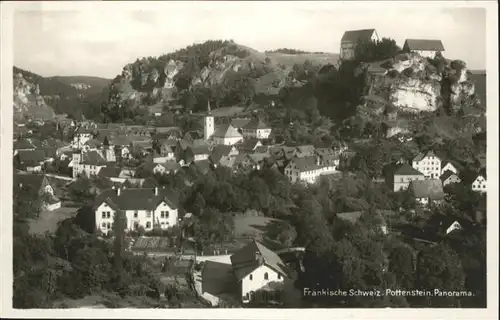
[[12, 28, 488, 308]]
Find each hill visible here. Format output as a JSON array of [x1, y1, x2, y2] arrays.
[[49, 76, 111, 95], [101, 40, 339, 122], [13, 67, 109, 121]]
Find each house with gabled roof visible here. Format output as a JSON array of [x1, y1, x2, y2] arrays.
[[441, 161, 458, 176], [403, 39, 445, 59], [212, 123, 243, 146], [284, 156, 336, 184], [295, 145, 315, 158], [472, 168, 487, 193], [14, 173, 62, 211], [15, 149, 46, 172], [230, 240, 287, 304], [93, 186, 179, 234], [230, 118, 252, 131], [314, 148, 340, 168], [440, 170, 461, 187], [408, 179, 445, 206], [237, 139, 263, 153], [209, 145, 239, 167], [340, 28, 379, 61], [385, 163, 425, 192], [72, 150, 107, 178], [411, 150, 442, 179], [242, 117, 272, 140]]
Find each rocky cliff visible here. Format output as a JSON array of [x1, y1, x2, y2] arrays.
[[106, 40, 338, 112], [361, 52, 481, 115], [13, 70, 56, 121]]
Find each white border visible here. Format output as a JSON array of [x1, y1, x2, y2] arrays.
[[1, 1, 498, 319]]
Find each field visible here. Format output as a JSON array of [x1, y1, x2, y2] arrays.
[[28, 206, 78, 235]]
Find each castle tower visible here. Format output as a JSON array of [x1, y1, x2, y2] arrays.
[[204, 100, 214, 140]]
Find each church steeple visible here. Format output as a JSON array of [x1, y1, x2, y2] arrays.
[[207, 99, 212, 115]]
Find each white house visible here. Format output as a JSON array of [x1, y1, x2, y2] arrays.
[[441, 162, 458, 175], [403, 39, 445, 59], [72, 150, 107, 178], [412, 150, 442, 179], [472, 170, 487, 193], [284, 156, 336, 184], [440, 170, 461, 187], [241, 118, 272, 140], [340, 29, 378, 61], [390, 163, 426, 192], [212, 124, 243, 146], [230, 240, 287, 304], [93, 186, 179, 234]]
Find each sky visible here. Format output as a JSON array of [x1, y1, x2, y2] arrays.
[[12, 2, 487, 79]]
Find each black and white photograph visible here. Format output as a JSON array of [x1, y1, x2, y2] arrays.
[[0, 1, 498, 318]]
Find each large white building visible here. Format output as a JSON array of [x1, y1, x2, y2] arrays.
[[93, 186, 179, 234], [71, 150, 108, 178], [284, 156, 336, 184], [204, 102, 215, 141], [230, 240, 287, 304], [402, 39, 445, 59], [411, 150, 442, 179], [340, 29, 378, 61], [241, 118, 272, 140], [472, 169, 487, 193]]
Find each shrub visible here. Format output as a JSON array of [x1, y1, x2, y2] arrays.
[[402, 67, 414, 77], [387, 70, 399, 78], [451, 59, 467, 71]]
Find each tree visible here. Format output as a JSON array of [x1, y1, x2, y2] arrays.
[[416, 243, 466, 307], [74, 205, 96, 233], [388, 245, 415, 289]]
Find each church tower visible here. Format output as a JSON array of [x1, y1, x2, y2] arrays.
[[204, 100, 215, 140]]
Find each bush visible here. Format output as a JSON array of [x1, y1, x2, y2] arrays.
[[387, 70, 400, 78], [451, 59, 467, 71], [402, 67, 414, 77]]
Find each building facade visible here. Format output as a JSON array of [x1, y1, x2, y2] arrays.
[[412, 151, 442, 179], [340, 29, 378, 61]]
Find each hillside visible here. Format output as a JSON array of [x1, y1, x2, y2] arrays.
[[103, 40, 339, 121], [49, 76, 111, 95], [13, 67, 109, 121]]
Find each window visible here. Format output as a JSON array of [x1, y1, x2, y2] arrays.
[[106, 212, 111, 218], [102, 222, 106, 229], [249, 274, 253, 281], [146, 211, 152, 218], [107, 223, 111, 229], [134, 211, 138, 218], [146, 222, 151, 229], [102, 212, 106, 218], [161, 211, 165, 218], [264, 272, 269, 280], [278, 274, 282, 280]]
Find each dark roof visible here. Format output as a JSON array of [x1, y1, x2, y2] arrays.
[[98, 166, 123, 178], [295, 145, 315, 155], [81, 151, 107, 166], [94, 187, 178, 211], [478, 167, 487, 180], [17, 150, 46, 163], [440, 170, 459, 182], [183, 130, 203, 141], [413, 150, 438, 162], [210, 145, 233, 163], [254, 145, 269, 154], [212, 124, 242, 138], [190, 145, 210, 155], [243, 117, 270, 130], [404, 39, 445, 52], [15, 173, 47, 191], [237, 139, 261, 152], [110, 135, 131, 147], [85, 139, 102, 148], [230, 118, 252, 129], [192, 159, 211, 174], [160, 161, 181, 172], [14, 140, 35, 150], [394, 163, 424, 176], [287, 156, 322, 172], [409, 179, 445, 200], [341, 29, 376, 42], [230, 240, 287, 281]]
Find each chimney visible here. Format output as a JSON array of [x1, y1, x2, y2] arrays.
[[117, 187, 121, 196], [155, 186, 158, 196]]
